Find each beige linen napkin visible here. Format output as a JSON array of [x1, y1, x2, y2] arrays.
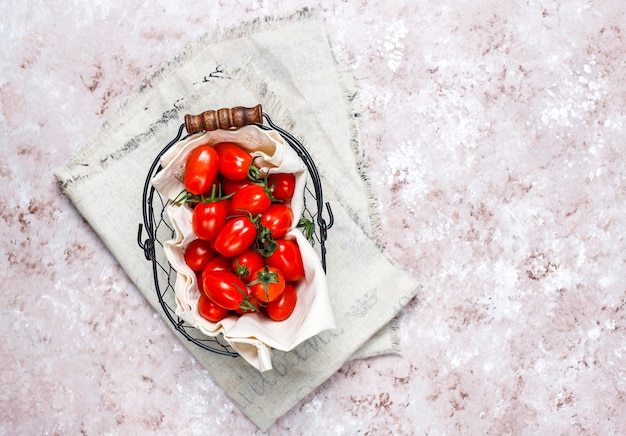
[[55, 9, 420, 431]]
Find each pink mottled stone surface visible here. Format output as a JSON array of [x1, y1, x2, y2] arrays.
[[1, 1, 624, 434]]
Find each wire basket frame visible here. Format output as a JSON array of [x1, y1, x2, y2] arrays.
[[137, 113, 333, 357]]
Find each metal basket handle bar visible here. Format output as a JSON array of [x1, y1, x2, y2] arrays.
[[138, 123, 188, 261], [137, 123, 238, 357], [254, 113, 334, 269]]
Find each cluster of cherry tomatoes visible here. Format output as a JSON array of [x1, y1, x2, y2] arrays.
[[179, 141, 308, 322]]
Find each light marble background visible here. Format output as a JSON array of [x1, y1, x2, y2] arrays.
[[1, 1, 625, 434]]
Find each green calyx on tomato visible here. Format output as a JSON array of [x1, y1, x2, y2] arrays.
[[248, 265, 285, 303], [252, 222, 278, 257], [238, 294, 260, 313], [230, 282, 260, 313], [233, 258, 251, 279], [297, 216, 315, 241], [247, 156, 265, 183], [173, 183, 233, 207], [232, 250, 265, 282]]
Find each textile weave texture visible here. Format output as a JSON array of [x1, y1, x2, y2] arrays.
[[55, 10, 420, 430]]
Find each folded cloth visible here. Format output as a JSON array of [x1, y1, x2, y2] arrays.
[[54, 9, 420, 431]]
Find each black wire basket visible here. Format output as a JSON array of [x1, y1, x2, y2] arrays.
[[137, 105, 333, 357]]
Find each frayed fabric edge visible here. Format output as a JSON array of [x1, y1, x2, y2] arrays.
[[335, 70, 385, 246], [228, 65, 297, 132], [54, 7, 321, 191]]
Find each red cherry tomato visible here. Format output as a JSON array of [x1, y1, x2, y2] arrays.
[[184, 239, 216, 271], [249, 265, 286, 303], [197, 293, 230, 322], [267, 173, 296, 201], [192, 200, 228, 241], [260, 204, 293, 239], [214, 142, 253, 181], [213, 216, 257, 257], [220, 176, 251, 196], [266, 282, 297, 321], [232, 249, 265, 282], [230, 184, 271, 216], [203, 255, 233, 272], [266, 239, 305, 282], [202, 270, 249, 311], [184, 145, 219, 195]]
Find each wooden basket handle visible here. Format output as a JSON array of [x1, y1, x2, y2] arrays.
[[184, 104, 263, 133]]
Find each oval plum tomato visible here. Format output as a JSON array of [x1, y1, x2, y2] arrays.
[[213, 216, 257, 257], [220, 176, 251, 196], [230, 184, 271, 216], [184, 145, 219, 195], [266, 239, 305, 282], [184, 239, 216, 271], [192, 200, 228, 241], [202, 270, 249, 311], [232, 249, 265, 282], [197, 293, 230, 322], [260, 204, 293, 238], [248, 265, 286, 303], [266, 282, 297, 321], [214, 142, 253, 181], [267, 173, 296, 201], [203, 255, 233, 273]]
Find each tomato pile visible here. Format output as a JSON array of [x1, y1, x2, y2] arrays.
[[177, 141, 310, 323]]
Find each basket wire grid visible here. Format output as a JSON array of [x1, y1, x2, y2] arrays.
[[138, 113, 333, 357]]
